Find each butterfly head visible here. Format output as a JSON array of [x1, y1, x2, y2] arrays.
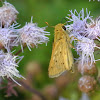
[[55, 23, 66, 31]]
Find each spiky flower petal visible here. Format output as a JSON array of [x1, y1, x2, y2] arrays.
[[0, 1, 19, 26], [85, 17, 100, 39], [0, 24, 19, 50], [0, 50, 24, 85], [65, 8, 92, 37], [76, 36, 100, 65], [18, 17, 50, 51], [66, 9, 100, 67]]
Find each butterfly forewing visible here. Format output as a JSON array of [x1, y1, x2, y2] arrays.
[[48, 23, 74, 78], [49, 39, 68, 78]]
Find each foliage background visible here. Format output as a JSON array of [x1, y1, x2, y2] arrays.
[[0, 0, 100, 100]]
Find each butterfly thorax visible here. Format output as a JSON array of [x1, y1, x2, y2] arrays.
[[54, 23, 70, 43]]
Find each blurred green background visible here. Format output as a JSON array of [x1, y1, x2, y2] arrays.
[[0, 0, 100, 100]]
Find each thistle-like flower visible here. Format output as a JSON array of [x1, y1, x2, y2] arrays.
[[0, 1, 19, 26], [65, 8, 92, 37], [89, 0, 100, 1], [0, 50, 24, 86], [66, 9, 100, 40], [76, 36, 100, 66], [66, 9, 100, 67], [0, 24, 19, 50], [85, 17, 100, 40], [18, 17, 50, 51]]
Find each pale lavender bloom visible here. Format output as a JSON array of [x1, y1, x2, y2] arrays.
[[18, 17, 50, 51], [65, 9, 100, 67], [76, 36, 100, 66], [66, 9, 100, 40], [65, 8, 92, 37], [89, 0, 95, 1], [0, 50, 24, 86], [85, 17, 100, 40], [0, 1, 19, 26], [89, 0, 100, 1], [0, 24, 19, 51]]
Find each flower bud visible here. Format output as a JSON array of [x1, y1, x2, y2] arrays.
[[78, 61, 97, 75], [78, 75, 97, 93]]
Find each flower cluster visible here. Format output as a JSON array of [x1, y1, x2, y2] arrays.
[[89, 0, 100, 2], [65, 8, 100, 67], [0, 24, 19, 50], [18, 17, 50, 51], [0, 50, 24, 86], [66, 9, 100, 93], [0, 1, 19, 27], [0, 2, 49, 85]]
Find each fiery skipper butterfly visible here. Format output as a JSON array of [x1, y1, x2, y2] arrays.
[[48, 23, 74, 78]]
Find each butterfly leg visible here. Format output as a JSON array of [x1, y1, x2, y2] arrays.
[[70, 36, 80, 42]]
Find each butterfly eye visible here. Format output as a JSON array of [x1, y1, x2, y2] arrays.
[[62, 26, 66, 30]]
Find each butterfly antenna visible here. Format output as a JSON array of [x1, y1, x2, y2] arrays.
[[61, 15, 72, 25], [45, 22, 54, 28], [61, 18, 67, 23]]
